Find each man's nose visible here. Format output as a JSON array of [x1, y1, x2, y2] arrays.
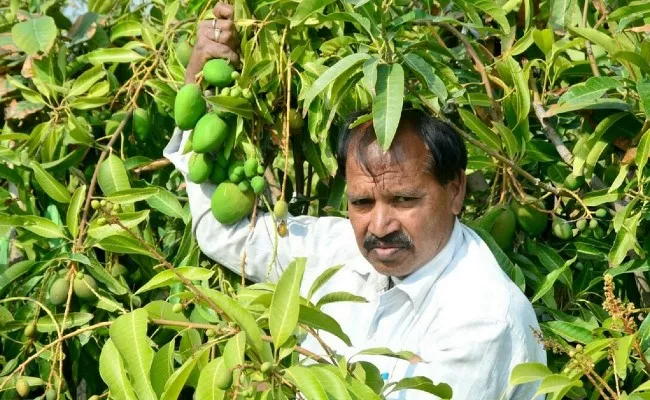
[[368, 203, 399, 238]]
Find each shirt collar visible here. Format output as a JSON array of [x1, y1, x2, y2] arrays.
[[390, 218, 464, 311]]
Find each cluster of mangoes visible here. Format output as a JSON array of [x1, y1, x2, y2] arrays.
[[474, 195, 610, 248], [174, 59, 266, 225], [48, 272, 98, 306], [473, 196, 548, 250]]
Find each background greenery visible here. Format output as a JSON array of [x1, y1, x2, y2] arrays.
[[2, 0, 650, 398]]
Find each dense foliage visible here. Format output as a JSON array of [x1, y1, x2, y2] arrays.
[[3, 0, 650, 398]]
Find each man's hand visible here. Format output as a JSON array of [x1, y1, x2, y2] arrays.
[[184, 3, 240, 84]]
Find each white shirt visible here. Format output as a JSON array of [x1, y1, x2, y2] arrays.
[[164, 129, 547, 399]]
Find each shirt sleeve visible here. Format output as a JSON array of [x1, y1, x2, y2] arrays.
[[163, 127, 358, 283]]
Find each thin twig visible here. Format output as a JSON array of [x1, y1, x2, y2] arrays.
[[74, 111, 134, 251], [529, 77, 573, 164], [416, 93, 562, 196], [0, 322, 113, 390], [582, 0, 601, 77], [133, 158, 172, 174], [439, 23, 499, 121]]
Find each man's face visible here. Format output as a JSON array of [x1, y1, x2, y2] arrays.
[[346, 125, 466, 278]]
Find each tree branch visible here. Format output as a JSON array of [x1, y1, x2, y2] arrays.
[[439, 22, 500, 121]]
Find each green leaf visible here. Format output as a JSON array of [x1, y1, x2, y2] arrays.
[[31, 162, 71, 203], [354, 347, 423, 364], [291, 0, 337, 27], [96, 235, 156, 257], [303, 53, 371, 114], [151, 341, 174, 397], [373, 63, 404, 151], [87, 210, 150, 241], [470, 227, 525, 291], [67, 185, 86, 240], [637, 78, 650, 118], [109, 309, 158, 400], [68, 64, 106, 98], [223, 331, 246, 369], [309, 365, 352, 400], [98, 154, 131, 196], [146, 186, 185, 219], [205, 96, 253, 119], [99, 339, 138, 400], [546, 98, 631, 116], [110, 20, 142, 42], [609, 213, 642, 266], [509, 363, 552, 386], [391, 376, 453, 399], [307, 264, 343, 300], [22, 216, 67, 239], [402, 54, 447, 101], [559, 77, 621, 105], [298, 305, 352, 346], [144, 301, 190, 329], [270, 257, 306, 348], [533, 28, 554, 56], [545, 320, 594, 343], [315, 291, 368, 308], [534, 374, 581, 396], [107, 188, 159, 205], [136, 267, 214, 294], [569, 27, 633, 54], [86, 255, 128, 296], [160, 347, 209, 400], [458, 109, 501, 152], [36, 312, 93, 333], [195, 358, 226, 400], [284, 365, 329, 400], [583, 189, 623, 206], [468, 0, 510, 33], [200, 288, 266, 358], [87, 48, 145, 64], [532, 265, 568, 303], [636, 129, 650, 182], [11, 16, 57, 56], [492, 121, 520, 158], [345, 375, 383, 400], [0, 260, 35, 296], [609, 1, 650, 29], [614, 334, 635, 380]]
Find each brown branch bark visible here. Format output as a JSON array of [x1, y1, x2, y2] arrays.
[[74, 111, 134, 252], [439, 23, 500, 121], [529, 78, 574, 164], [133, 158, 172, 174], [415, 92, 562, 196]]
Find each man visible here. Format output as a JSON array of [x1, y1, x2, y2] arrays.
[[166, 4, 546, 398]]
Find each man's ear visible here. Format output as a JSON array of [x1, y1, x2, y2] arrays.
[[448, 171, 466, 216]]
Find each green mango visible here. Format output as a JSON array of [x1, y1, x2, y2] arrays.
[[174, 84, 206, 130], [203, 59, 234, 88], [511, 196, 548, 236], [188, 153, 213, 183], [211, 182, 255, 224], [192, 113, 228, 153]]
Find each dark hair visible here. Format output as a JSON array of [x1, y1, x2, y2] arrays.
[[336, 108, 467, 185]]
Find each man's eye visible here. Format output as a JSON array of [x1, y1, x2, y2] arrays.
[[351, 199, 373, 206], [395, 196, 417, 203]]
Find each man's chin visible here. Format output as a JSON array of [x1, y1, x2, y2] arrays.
[[366, 248, 413, 276]]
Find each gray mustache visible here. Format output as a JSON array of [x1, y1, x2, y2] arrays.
[[363, 231, 414, 251]]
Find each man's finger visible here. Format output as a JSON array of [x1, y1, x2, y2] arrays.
[[197, 40, 240, 68], [209, 19, 238, 48], [213, 2, 234, 20]]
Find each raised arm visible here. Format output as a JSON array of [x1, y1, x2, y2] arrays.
[[164, 128, 358, 283]]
